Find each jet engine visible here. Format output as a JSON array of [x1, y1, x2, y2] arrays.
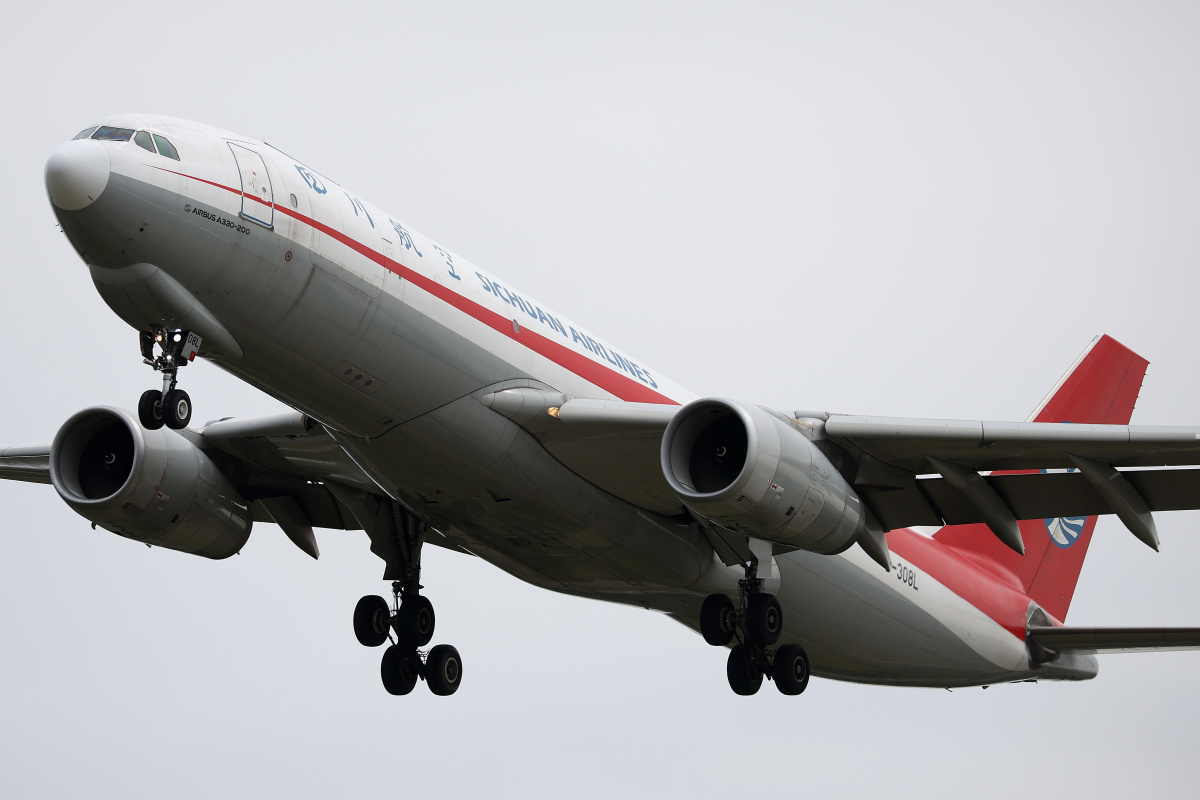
[[49, 406, 253, 559], [661, 398, 864, 555]]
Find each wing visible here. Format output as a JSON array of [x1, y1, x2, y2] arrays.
[[0, 411, 384, 559], [483, 387, 1200, 556], [196, 412, 377, 536], [0, 445, 52, 483], [481, 389, 683, 516], [1028, 626, 1200, 656], [819, 414, 1200, 550]]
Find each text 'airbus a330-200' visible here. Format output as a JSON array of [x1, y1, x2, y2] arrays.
[[7, 114, 1200, 697]]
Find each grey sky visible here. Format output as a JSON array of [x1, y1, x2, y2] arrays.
[[2, 2, 1199, 797]]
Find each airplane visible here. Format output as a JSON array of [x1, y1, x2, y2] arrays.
[[5, 113, 1200, 697]]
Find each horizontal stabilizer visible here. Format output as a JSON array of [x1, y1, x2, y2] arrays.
[[1028, 625, 1200, 655]]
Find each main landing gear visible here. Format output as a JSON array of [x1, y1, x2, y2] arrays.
[[700, 578, 809, 696], [354, 584, 462, 696], [347, 499, 462, 696], [137, 327, 202, 431]]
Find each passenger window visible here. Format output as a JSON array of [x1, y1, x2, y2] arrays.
[[134, 131, 156, 153], [92, 126, 135, 142], [73, 127, 98, 140], [152, 134, 180, 161]]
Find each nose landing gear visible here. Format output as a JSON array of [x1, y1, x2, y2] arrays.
[[137, 327, 201, 430]]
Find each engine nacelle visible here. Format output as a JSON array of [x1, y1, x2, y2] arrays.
[[49, 406, 253, 559], [661, 398, 864, 555]]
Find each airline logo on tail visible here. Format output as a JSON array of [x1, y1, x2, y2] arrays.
[[1041, 466, 1085, 548], [1046, 515, 1087, 548]]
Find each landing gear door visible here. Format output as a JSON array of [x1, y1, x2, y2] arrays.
[[227, 142, 274, 228]]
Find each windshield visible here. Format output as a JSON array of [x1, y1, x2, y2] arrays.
[[92, 126, 135, 142]]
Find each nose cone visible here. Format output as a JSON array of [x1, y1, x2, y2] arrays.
[[46, 140, 111, 211]]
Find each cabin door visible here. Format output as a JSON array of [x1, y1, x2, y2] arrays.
[[227, 142, 274, 228]]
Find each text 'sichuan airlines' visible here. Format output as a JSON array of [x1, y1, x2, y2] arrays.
[[8, 115, 1200, 696]]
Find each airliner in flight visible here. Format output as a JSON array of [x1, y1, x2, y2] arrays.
[[5, 114, 1200, 697]]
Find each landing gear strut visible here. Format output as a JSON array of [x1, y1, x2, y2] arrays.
[[137, 327, 201, 430], [346, 497, 462, 696], [700, 560, 806, 696]]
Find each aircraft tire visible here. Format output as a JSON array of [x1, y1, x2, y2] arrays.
[[700, 594, 736, 646], [353, 595, 391, 647], [772, 643, 810, 696], [164, 389, 192, 430], [746, 594, 783, 646], [426, 644, 463, 696], [381, 644, 419, 695], [726, 645, 762, 695], [398, 595, 436, 647], [138, 390, 165, 430]]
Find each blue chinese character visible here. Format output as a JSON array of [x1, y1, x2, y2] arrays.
[[389, 219, 422, 257], [295, 165, 327, 195], [345, 192, 374, 228], [432, 244, 461, 280]]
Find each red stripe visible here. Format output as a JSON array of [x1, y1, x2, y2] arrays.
[[888, 528, 1032, 639], [155, 167, 676, 404]]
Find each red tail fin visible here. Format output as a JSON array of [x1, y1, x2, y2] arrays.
[[932, 335, 1149, 621]]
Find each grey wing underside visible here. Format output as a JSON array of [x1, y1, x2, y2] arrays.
[[481, 390, 1200, 544], [820, 415, 1200, 554], [1, 445, 52, 483], [0, 412, 484, 562], [1028, 626, 1200, 655], [0, 414, 378, 536]]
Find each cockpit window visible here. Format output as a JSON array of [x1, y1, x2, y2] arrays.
[[92, 126, 135, 142], [73, 126, 98, 140], [151, 133, 180, 161], [134, 131, 156, 153]]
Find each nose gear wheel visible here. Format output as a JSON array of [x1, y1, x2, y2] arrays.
[[136, 327, 201, 430]]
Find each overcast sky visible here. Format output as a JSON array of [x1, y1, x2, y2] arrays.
[[3, 2, 1200, 797]]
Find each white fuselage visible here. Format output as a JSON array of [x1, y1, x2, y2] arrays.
[[47, 114, 1095, 688]]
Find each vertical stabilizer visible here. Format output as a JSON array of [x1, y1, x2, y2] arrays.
[[932, 335, 1149, 621]]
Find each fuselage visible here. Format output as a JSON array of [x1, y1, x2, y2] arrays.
[[45, 114, 1096, 688]]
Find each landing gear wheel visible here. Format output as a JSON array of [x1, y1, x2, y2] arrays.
[[398, 595, 435, 647], [138, 390, 165, 430], [353, 595, 391, 647], [426, 644, 462, 696], [772, 643, 810, 696], [164, 389, 192, 430], [746, 593, 783, 646], [381, 645, 419, 695], [700, 594, 736, 646], [726, 644, 763, 695]]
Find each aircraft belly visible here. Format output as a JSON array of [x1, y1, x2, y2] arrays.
[[330, 396, 719, 607], [776, 548, 1032, 686]]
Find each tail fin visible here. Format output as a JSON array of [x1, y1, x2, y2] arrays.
[[932, 335, 1149, 621]]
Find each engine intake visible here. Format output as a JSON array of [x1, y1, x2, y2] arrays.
[[50, 406, 253, 559], [661, 398, 864, 555]]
